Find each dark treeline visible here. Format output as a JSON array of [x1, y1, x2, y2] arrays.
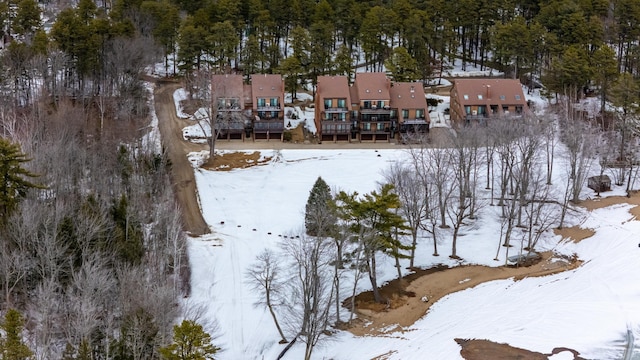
[[2, 0, 640, 106]]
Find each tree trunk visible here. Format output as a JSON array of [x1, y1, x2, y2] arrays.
[[368, 254, 382, 303]]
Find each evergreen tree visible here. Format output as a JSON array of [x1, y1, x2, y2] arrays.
[[13, 0, 41, 39], [0, 309, 33, 360], [278, 56, 303, 100], [335, 184, 411, 303], [385, 46, 419, 82], [110, 194, 144, 265], [159, 320, 219, 360], [0, 138, 43, 222], [304, 177, 335, 237], [591, 45, 619, 116]]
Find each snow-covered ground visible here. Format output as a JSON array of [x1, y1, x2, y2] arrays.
[[162, 63, 640, 359], [184, 146, 640, 360]]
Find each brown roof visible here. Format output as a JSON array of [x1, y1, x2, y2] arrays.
[[250, 74, 283, 99], [451, 78, 527, 106], [317, 76, 351, 102], [352, 72, 390, 101], [211, 74, 244, 99], [390, 82, 427, 110]]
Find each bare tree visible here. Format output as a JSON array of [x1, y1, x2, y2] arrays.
[[446, 129, 482, 259], [246, 249, 288, 344], [557, 112, 597, 228], [407, 145, 453, 228], [381, 162, 426, 268], [281, 234, 335, 360]]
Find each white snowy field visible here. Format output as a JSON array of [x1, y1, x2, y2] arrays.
[[183, 146, 640, 360], [161, 62, 640, 358]]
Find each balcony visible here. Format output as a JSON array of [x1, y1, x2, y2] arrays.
[[253, 120, 284, 133], [324, 107, 349, 113], [321, 122, 351, 135], [359, 122, 391, 134], [256, 104, 281, 111], [360, 114, 394, 122], [360, 106, 392, 114]]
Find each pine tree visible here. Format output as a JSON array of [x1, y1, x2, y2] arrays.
[[159, 320, 219, 360], [385, 46, 420, 82], [304, 177, 335, 237], [335, 184, 412, 303], [0, 138, 43, 223], [0, 309, 33, 360]]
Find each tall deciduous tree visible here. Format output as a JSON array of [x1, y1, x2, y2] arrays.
[[246, 249, 287, 344], [382, 163, 426, 268], [280, 234, 334, 360]]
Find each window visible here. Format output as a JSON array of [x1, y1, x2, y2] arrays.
[[416, 109, 425, 119], [364, 101, 371, 109], [499, 95, 506, 100], [478, 94, 483, 100], [402, 109, 409, 119], [502, 106, 509, 113], [515, 95, 521, 100], [363, 122, 371, 131], [515, 106, 523, 114], [257, 98, 266, 107], [377, 123, 384, 131], [338, 113, 346, 121], [270, 98, 278, 107], [390, 109, 397, 118], [324, 99, 332, 109], [337, 98, 346, 108], [378, 101, 385, 108], [477, 105, 486, 115], [324, 113, 332, 120], [465, 106, 471, 115], [491, 105, 498, 114], [463, 94, 469, 100]]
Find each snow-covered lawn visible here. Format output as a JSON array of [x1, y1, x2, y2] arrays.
[[184, 147, 640, 360]]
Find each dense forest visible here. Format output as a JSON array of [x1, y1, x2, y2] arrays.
[[2, 0, 640, 103], [0, 0, 639, 358]]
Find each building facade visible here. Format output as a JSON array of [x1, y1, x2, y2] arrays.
[[449, 78, 528, 126]]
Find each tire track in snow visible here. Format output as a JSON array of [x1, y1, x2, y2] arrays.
[[227, 229, 245, 355]]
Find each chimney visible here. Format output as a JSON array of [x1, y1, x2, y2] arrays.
[[486, 84, 491, 99]]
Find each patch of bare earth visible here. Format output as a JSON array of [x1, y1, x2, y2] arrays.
[[554, 226, 596, 243], [201, 151, 272, 171], [455, 339, 586, 360], [581, 190, 640, 218], [346, 251, 581, 337]]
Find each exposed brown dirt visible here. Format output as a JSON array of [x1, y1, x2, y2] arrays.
[[154, 80, 210, 236], [582, 191, 640, 217], [456, 339, 587, 360], [346, 251, 581, 337], [554, 226, 596, 243], [201, 151, 272, 171]]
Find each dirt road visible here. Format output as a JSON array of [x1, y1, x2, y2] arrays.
[[154, 81, 210, 236]]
